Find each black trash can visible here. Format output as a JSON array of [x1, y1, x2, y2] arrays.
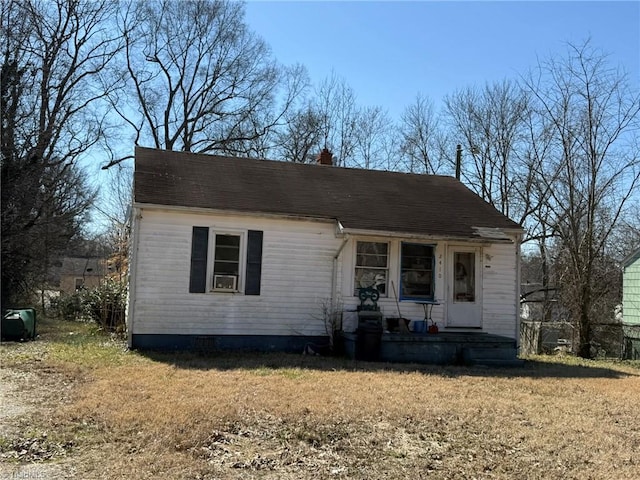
[[356, 319, 383, 361]]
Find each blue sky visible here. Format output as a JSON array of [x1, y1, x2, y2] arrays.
[[244, 0, 640, 118]]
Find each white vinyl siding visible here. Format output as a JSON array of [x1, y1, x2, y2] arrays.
[[481, 242, 519, 338], [130, 209, 342, 336], [129, 208, 520, 341]]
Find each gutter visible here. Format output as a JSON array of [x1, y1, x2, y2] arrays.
[[339, 227, 515, 244], [132, 202, 337, 225]]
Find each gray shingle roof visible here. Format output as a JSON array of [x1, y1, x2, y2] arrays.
[[134, 147, 522, 239], [60, 257, 103, 277]]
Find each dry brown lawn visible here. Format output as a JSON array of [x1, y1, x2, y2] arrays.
[[1, 318, 639, 479]]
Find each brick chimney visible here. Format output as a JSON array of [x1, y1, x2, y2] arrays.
[[317, 148, 333, 166]]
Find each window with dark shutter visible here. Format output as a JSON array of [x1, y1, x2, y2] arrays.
[[245, 230, 263, 295], [189, 227, 209, 293]]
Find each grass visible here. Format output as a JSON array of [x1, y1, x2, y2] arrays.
[[1, 316, 639, 479]]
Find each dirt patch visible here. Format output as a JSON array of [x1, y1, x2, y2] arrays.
[[0, 365, 76, 480], [0, 369, 37, 438]]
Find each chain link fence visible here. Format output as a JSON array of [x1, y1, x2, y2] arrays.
[[520, 320, 624, 358]]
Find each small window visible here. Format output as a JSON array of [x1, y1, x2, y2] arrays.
[[354, 241, 388, 296], [213, 234, 240, 290], [75, 278, 84, 291], [400, 243, 434, 301]]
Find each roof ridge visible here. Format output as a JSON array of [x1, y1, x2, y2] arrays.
[[135, 145, 457, 181]]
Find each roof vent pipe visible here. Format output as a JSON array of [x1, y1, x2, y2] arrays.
[[455, 144, 462, 180]]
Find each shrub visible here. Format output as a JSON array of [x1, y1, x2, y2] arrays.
[[50, 292, 85, 322], [51, 279, 127, 333], [82, 279, 127, 333]]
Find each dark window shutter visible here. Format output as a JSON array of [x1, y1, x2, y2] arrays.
[[189, 227, 209, 293], [245, 230, 263, 295]]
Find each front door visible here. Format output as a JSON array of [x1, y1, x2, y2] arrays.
[[447, 248, 482, 328]]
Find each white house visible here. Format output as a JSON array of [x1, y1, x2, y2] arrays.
[[127, 147, 524, 355]]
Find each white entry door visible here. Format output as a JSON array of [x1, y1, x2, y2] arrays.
[[447, 248, 482, 328]]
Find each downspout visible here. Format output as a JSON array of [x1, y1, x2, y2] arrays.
[[331, 220, 350, 310], [515, 232, 522, 350]]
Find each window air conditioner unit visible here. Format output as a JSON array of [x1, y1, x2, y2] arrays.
[[214, 274, 237, 291]]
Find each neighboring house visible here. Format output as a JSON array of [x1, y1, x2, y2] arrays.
[[127, 146, 524, 352], [622, 247, 640, 359], [59, 257, 106, 294]]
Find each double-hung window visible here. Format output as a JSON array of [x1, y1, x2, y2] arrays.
[[354, 241, 388, 296], [400, 243, 434, 301], [212, 234, 241, 290]]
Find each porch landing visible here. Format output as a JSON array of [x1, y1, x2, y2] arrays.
[[341, 331, 524, 367]]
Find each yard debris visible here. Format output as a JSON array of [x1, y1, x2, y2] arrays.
[[0, 433, 73, 462]]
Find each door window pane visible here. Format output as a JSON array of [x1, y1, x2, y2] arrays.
[[453, 252, 475, 302]]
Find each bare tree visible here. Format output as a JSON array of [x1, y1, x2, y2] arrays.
[[276, 102, 323, 163], [1, 0, 121, 164], [92, 164, 133, 281], [314, 73, 360, 167], [399, 94, 447, 174], [353, 106, 393, 170], [612, 205, 640, 259], [281, 75, 395, 169], [525, 41, 640, 357], [108, 0, 304, 161], [378, 133, 405, 172], [218, 63, 310, 159], [444, 81, 530, 218], [1, 0, 118, 305]]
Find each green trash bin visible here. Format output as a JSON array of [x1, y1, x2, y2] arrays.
[[1, 308, 37, 341]]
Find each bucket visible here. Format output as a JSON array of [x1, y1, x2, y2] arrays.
[[412, 320, 426, 333]]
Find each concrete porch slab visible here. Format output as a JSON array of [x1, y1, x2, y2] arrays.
[[341, 331, 520, 366]]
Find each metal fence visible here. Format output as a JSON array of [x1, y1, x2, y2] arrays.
[[520, 320, 624, 358]]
